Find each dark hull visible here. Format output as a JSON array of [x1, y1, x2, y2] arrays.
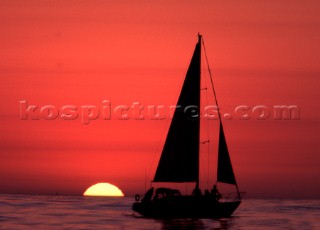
[[132, 196, 241, 219]]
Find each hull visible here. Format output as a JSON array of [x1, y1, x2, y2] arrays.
[[132, 196, 241, 218]]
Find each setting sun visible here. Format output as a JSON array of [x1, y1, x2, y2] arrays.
[[83, 183, 124, 197]]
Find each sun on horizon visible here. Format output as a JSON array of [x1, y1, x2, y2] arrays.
[[83, 182, 125, 197]]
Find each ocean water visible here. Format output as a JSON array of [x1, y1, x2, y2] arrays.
[[0, 194, 319, 229]]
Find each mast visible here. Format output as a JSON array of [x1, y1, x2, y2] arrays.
[[196, 33, 202, 191]]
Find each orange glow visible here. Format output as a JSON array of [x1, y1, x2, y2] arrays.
[[83, 183, 124, 197], [0, 1, 319, 199]]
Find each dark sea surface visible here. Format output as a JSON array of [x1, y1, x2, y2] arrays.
[[0, 194, 319, 229]]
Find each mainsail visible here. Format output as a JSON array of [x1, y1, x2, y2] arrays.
[[153, 37, 201, 183], [217, 122, 237, 185]]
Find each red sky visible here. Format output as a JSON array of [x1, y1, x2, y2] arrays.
[[0, 0, 319, 198]]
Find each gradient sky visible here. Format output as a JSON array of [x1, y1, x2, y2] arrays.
[[0, 0, 319, 198]]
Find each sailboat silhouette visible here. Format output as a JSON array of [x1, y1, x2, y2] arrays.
[[132, 34, 243, 218]]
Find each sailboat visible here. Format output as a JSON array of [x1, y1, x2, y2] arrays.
[[132, 34, 243, 218]]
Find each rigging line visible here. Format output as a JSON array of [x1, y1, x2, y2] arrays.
[[148, 110, 173, 184], [202, 55, 211, 189], [202, 37, 222, 124], [207, 140, 210, 189], [148, 115, 169, 182], [200, 141, 210, 188], [200, 140, 210, 189], [203, 38, 241, 199], [202, 38, 222, 189]]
